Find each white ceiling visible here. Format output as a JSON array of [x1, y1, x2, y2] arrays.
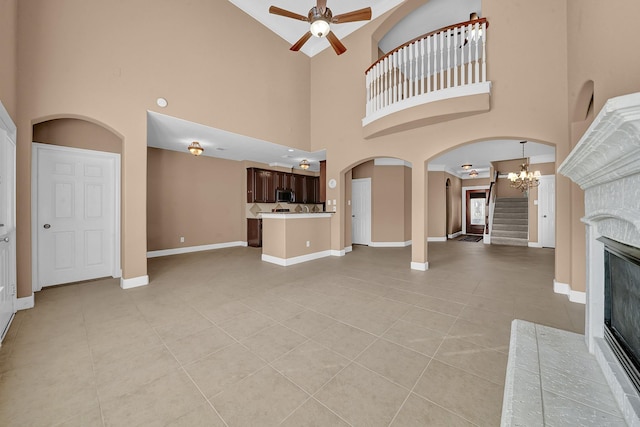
[[147, 112, 326, 172], [147, 1, 556, 178]]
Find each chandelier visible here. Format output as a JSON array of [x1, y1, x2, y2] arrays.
[[508, 141, 540, 192]]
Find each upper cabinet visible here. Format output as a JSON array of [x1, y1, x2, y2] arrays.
[[247, 168, 320, 204]]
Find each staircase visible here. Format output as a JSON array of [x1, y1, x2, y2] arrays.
[[491, 197, 528, 246]]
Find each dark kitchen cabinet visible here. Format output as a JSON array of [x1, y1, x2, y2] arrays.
[[247, 167, 319, 204], [247, 218, 262, 247], [247, 168, 276, 203]]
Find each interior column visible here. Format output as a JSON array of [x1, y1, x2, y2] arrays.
[[411, 161, 428, 270]]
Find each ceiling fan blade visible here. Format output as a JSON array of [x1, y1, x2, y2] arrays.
[[317, 0, 327, 12], [269, 6, 309, 22], [326, 31, 347, 55], [290, 32, 313, 51], [332, 7, 372, 24]]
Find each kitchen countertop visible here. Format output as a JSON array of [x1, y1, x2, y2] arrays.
[[259, 212, 333, 219]]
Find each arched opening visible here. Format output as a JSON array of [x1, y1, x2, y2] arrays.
[[31, 117, 123, 291]]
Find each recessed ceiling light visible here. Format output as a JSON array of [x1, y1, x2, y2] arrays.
[[156, 97, 168, 108], [288, 149, 294, 152]]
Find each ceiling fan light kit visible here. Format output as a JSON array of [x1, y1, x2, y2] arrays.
[[269, 0, 372, 55]]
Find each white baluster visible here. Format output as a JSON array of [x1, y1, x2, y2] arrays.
[[420, 38, 425, 95], [453, 25, 458, 88], [446, 28, 451, 89], [467, 23, 472, 84], [474, 22, 479, 84], [403, 47, 407, 100], [382, 58, 387, 109], [481, 21, 487, 82], [393, 51, 398, 104], [439, 32, 444, 90], [375, 63, 380, 112], [365, 70, 370, 116], [460, 25, 466, 86], [409, 43, 414, 98], [426, 35, 431, 93]]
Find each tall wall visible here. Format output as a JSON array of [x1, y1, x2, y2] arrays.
[[428, 172, 446, 238], [147, 148, 244, 251], [446, 174, 462, 236], [33, 119, 122, 153], [15, 0, 311, 296], [311, 0, 572, 281], [0, 0, 18, 119]]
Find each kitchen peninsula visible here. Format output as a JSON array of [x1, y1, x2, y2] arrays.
[[260, 212, 333, 266]]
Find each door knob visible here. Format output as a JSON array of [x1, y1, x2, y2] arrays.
[[43, 224, 51, 229], [1, 237, 8, 243]]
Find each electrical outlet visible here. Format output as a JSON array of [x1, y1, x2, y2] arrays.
[[306, 241, 310, 247], [180, 236, 185, 243], [327, 200, 331, 206], [332, 206, 337, 212], [332, 199, 336, 205]]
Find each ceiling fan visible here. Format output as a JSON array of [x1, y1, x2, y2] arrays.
[[269, 0, 372, 55]]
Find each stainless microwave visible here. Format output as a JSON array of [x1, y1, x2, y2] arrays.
[[276, 189, 295, 203]]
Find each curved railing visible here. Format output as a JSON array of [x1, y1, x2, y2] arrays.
[[364, 18, 489, 122]]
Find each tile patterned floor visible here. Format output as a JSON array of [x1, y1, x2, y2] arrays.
[[0, 242, 584, 426]]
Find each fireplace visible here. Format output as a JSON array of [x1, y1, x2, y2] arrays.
[[558, 91, 640, 425], [601, 237, 640, 394]]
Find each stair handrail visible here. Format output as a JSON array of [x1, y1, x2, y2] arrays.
[[485, 170, 499, 237]]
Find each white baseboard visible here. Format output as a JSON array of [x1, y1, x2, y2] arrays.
[[369, 240, 412, 247], [121, 275, 149, 289], [553, 279, 586, 304], [147, 241, 246, 258], [448, 231, 463, 239], [344, 246, 353, 253], [262, 250, 332, 266], [16, 294, 34, 310], [410, 261, 429, 271], [528, 242, 543, 248], [331, 249, 346, 256], [427, 237, 447, 242], [483, 234, 491, 244]]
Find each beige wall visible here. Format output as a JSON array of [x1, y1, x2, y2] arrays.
[[446, 174, 462, 236], [147, 148, 243, 251], [0, 0, 17, 119], [14, 0, 311, 296], [262, 216, 331, 259], [352, 161, 411, 244], [9, 0, 640, 297], [33, 118, 122, 153], [428, 172, 446, 238]]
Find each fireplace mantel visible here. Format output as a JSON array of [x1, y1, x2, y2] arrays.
[[558, 92, 640, 426]]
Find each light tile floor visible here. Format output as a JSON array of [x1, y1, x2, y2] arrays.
[[0, 242, 584, 426]]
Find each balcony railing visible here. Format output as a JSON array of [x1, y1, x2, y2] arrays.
[[363, 18, 489, 126]]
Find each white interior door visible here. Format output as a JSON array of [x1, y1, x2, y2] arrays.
[[539, 175, 556, 248], [0, 125, 16, 341], [35, 144, 118, 290], [352, 178, 371, 245]]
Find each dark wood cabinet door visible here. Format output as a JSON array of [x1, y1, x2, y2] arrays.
[[263, 170, 276, 202], [247, 218, 262, 247], [292, 175, 304, 203], [247, 168, 256, 203]]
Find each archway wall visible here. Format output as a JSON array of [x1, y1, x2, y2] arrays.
[[14, 0, 312, 297], [311, 0, 572, 278]]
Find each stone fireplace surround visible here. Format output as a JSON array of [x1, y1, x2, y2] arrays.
[[559, 92, 640, 425], [501, 93, 640, 426]]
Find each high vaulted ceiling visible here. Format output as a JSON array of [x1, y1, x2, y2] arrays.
[[146, 1, 556, 177]]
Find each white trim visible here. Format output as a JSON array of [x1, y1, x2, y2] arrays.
[[448, 231, 463, 239], [262, 250, 332, 266], [331, 249, 347, 256], [528, 242, 543, 248], [0, 101, 16, 141], [260, 213, 333, 219], [369, 240, 411, 247], [147, 241, 247, 258], [410, 261, 429, 271], [120, 275, 149, 289], [427, 237, 447, 242], [16, 294, 34, 310], [362, 82, 492, 126], [31, 143, 121, 291], [553, 279, 586, 304], [344, 246, 352, 253], [373, 158, 412, 168]]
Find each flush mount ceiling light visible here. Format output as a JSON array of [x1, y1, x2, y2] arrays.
[[156, 97, 168, 108], [188, 141, 204, 156], [469, 169, 479, 178], [462, 164, 472, 170], [299, 159, 310, 170], [508, 141, 541, 192]]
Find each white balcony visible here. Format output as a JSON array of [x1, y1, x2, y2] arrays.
[[363, 18, 491, 138]]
